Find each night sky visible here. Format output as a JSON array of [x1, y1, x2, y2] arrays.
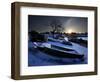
[[28, 15, 87, 33]]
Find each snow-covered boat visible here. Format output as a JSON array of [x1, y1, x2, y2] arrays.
[[36, 43, 84, 59], [48, 37, 72, 46]]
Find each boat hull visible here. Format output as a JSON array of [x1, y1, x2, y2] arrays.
[[37, 47, 84, 59]]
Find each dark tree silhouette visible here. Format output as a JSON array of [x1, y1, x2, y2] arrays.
[[29, 31, 47, 42], [50, 19, 63, 33]]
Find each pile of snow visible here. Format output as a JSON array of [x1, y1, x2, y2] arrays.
[[77, 37, 87, 41], [64, 37, 69, 41], [42, 43, 51, 48]]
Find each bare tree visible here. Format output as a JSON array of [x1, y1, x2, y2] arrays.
[[50, 19, 63, 33]]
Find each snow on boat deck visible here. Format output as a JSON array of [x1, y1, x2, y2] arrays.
[[28, 41, 87, 66]]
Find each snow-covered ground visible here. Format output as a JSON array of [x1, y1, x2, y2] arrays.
[[77, 37, 88, 41], [28, 41, 87, 66]]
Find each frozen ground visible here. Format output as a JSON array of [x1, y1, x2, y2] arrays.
[[28, 41, 87, 66]]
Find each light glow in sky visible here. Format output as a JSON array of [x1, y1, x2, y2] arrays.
[[67, 29, 73, 33], [28, 15, 87, 33]]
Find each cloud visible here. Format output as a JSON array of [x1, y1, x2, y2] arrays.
[[63, 17, 87, 33], [64, 18, 79, 27]]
